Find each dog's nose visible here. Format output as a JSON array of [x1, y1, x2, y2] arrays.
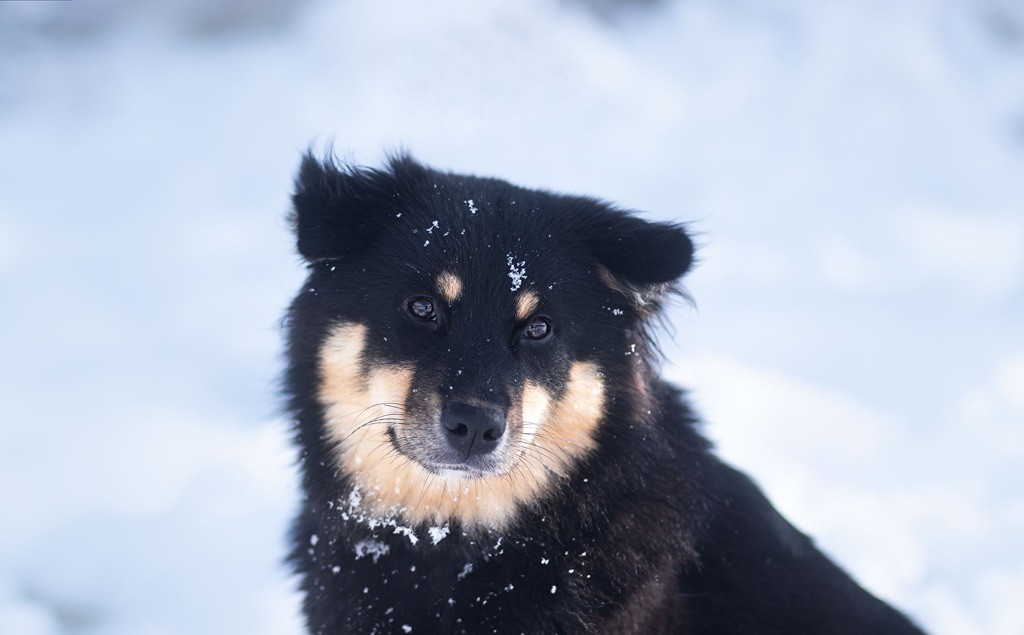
[[441, 401, 506, 458]]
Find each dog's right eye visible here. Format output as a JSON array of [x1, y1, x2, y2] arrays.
[[408, 297, 436, 320]]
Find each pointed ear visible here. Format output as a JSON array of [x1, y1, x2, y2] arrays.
[[588, 209, 694, 305], [592, 214, 694, 284], [290, 152, 385, 262]]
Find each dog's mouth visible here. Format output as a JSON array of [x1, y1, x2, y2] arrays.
[[418, 462, 486, 477]]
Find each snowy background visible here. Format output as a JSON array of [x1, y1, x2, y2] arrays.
[[2, 0, 1023, 633]]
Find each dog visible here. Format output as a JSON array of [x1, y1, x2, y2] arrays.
[[283, 152, 924, 634]]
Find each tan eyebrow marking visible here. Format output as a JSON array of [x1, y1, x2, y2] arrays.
[[436, 271, 463, 303], [516, 290, 539, 321]]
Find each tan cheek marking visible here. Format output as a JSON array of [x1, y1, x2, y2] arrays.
[[318, 322, 369, 411], [318, 322, 411, 477], [335, 365, 412, 468], [516, 290, 539, 321], [537, 361, 605, 466], [436, 271, 462, 303], [521, 381, 552, 445]]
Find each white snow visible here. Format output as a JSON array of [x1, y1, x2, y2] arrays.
[[353, 540, 390, 564], [341, 487, 420, 545], [390, 525, 419, 545], [1, 1, 1022, 634], [506, 254, 527, 291], [428, 524, 450, 545]]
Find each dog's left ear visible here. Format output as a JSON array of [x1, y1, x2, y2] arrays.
[[587, 209, 694, 303]]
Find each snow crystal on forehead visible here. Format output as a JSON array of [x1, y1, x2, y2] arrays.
[[507, 254, 527, 291]]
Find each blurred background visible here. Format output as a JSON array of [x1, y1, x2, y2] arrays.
[[1, 0, 1022, 633]]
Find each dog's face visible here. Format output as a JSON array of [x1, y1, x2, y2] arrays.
[[288, 154, 693, 528]]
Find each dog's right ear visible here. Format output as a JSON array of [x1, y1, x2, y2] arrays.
[[290, 152, 385, 262]]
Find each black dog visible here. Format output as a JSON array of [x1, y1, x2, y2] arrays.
[[283, 152, 924, 634]]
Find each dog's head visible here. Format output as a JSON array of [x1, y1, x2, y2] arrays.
[[287, 153, 693, 528]]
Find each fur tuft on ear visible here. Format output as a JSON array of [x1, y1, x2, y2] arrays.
[[586, 209, 694, 308], [291, 151, 415, 262]]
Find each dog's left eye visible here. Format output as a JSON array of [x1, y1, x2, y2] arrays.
[[524, 317, 551, 340]]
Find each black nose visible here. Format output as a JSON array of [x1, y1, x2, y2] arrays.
[[441, 401, 506, 458]]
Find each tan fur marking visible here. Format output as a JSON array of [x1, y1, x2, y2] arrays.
[[436, 271, 462, 303], [516, 290, 540, 321], [318, 325, 606, 529], [521, 380, 552, 445], [596, 263, 667, 317], [318, 322, 413, 475], [597, 264, 631, 297], [534, 362, 605, 468]]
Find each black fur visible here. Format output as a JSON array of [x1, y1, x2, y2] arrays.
[[283, 152, 924, 634]]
